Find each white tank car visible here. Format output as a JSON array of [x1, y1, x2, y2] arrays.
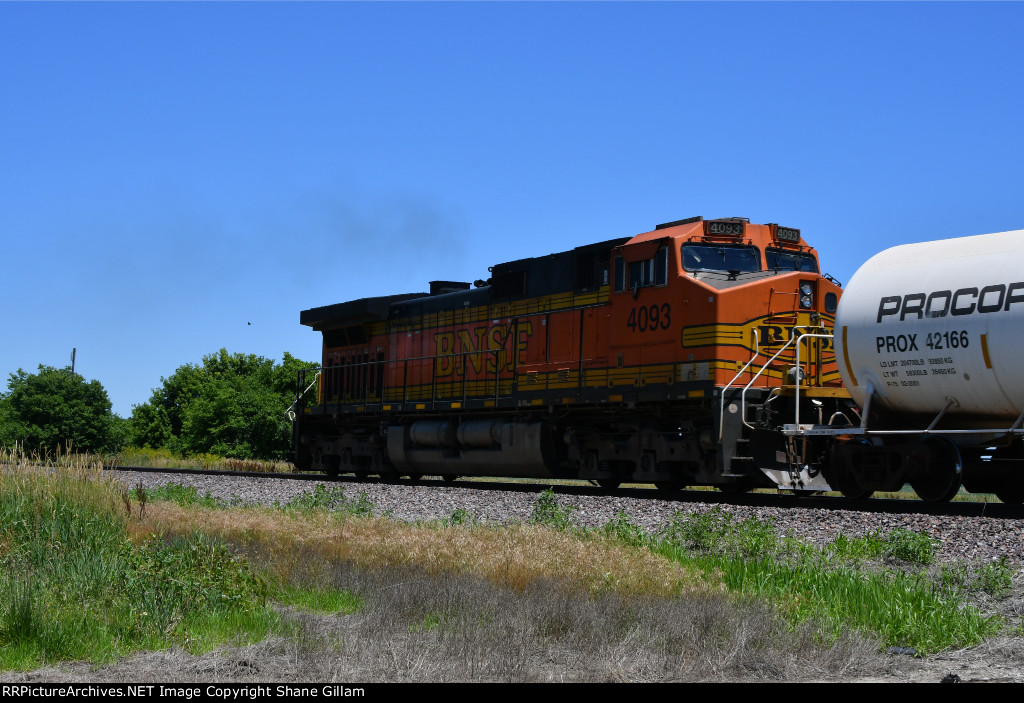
[[835, 229, 1024, 425]]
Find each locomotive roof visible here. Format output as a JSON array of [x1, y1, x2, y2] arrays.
[[300, 293, 427, 330]]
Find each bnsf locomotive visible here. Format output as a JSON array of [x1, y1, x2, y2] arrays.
[[290, 215, 852, 494]]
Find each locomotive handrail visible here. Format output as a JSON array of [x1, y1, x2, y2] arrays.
[[285, 370, 320, 423], [719, 328, 760, 441], [737, 330, 830, 432], [315, 346, 515, 407], [790, 332, 833, 427], [737, 332, 796, 433]]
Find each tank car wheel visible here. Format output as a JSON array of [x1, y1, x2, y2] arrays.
[[596, 479, 620, 490], [442, 474, 458, 483], [829, 470, 873, 499], [406, 473, 422, 482], [911, 438, 962, 503], [353, 470, 369, 481]]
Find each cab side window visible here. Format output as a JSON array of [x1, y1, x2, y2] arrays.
[[619, 245, 669, 292]]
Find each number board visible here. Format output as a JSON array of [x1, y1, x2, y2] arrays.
[[705, 220, 744, 236], [775, 226, 801, 243]]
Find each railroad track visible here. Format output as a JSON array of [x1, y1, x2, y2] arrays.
[[104, 464, 1024, 520]]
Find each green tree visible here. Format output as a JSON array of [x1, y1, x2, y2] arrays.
[[130, 349, 317, 460], [0, 365, 118, 453]]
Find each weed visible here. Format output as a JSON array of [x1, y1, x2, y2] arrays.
[[409, 612, 444, 633], [602, 511, 649, 547], [528, 488, 575, 531], [825, 532, 886, 563], [142, 483, 228, 509], [278, 484, 374, 516], [0, 577, 37, 645], [882, 528, 937, 565], [443, 508, 476, 527], [135, 482, 148, 519], [345, 492, 375, 517], [658, 507, 779, 560], [972, 558, 1014, 598], [110, 447, 296, 474]]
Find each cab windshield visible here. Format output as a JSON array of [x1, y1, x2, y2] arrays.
[[681, 244, 761, 273], [765, 248, 819, 273]]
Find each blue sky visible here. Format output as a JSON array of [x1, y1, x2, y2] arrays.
[[2, 1, 1022, 417]]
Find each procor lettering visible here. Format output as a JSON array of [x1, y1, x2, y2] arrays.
[[876, 334, 918, 353], [877, 282, 1024, 323]]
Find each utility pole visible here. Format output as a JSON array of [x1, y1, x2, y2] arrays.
[[71, 348, 76, 375]]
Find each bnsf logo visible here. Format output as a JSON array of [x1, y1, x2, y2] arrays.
[[877, 283, 1024, 323]]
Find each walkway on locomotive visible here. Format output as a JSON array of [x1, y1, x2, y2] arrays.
[[298, 216, 844, 415]]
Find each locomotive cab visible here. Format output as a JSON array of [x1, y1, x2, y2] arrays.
[[598, 217, 848, 491]]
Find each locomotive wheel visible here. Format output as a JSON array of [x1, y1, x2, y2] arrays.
[[323, 455, 340, 479], [718, 480, 752, 495], [911, 438, 962, 503], [654, 481, 684, 492], [596, 479, 620, 490]]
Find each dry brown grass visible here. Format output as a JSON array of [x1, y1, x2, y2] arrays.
[[120, 502, 884, 682], [0, 447, 123, 521], [133, 503, 721, 599]]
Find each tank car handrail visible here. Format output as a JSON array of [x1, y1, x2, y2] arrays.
[[784, 397, 1024, 439]]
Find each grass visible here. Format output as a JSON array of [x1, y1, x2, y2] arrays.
[[605, 506, 1004, 655], [107, 446, 299, 474], [0, 452, 1017, 679], [276, 585, 363, 615], [0, 449, 279, 669]]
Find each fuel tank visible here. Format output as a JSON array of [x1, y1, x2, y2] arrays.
[[834, 229, 1024, 423]]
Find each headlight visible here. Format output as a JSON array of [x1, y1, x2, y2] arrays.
[[799, 282, 813, 308]]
